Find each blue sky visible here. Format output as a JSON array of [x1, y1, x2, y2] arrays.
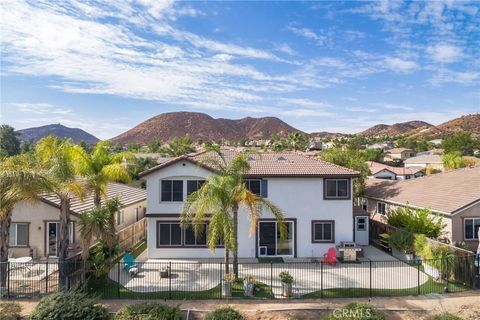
[[1, 0, 479, 139]]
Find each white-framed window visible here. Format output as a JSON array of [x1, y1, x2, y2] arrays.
[[312, 220, 334, 243], [464, 218, 480, 240], [377, 202, 387, 215], [116, 210, 125, 226], [324, 179, 350, 199], [9, 223, 28, 246], [161, 180, 183, 202]]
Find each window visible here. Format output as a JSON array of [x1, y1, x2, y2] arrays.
[[360, 197, 367, 211], [324, 179, 349, 199], [116, 210, 125, 226], [9, 223, 28, 246], [405, 175, 411, 179], [184, 224, 207, 246], [464, 218, 480, 240], [187, 180, 205, 196], [161, 180, 183, 202], [356, 217, 366, 231], [157, 222, 182, 246], [377, 202, 386, 215], [312, 221, 334, 243], [245, 179, 261, 195]]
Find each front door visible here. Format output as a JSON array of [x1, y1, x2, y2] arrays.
[[258, 221, 294, 257], [355, 216, 369, 245]]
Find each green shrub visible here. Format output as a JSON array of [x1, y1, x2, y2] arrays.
[[29, 291, 110, 320], [325, 303, 386, 320], [279, 271, 293, 284], [430, 245, 457, 279], [205, 307, 247, 320], [388, 231, 413, 253], [115, 302, 182, 320], [0, 302, 22, 320], [387, 207, 445, 238], [431, 312, 463, 320]]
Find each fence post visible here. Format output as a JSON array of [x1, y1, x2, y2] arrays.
[[369, 260, 372, 298], [320, 261, 323, 299], [117, 262, 120, 298], [169, 261, 172, 299], [417, 259, 420, 295], [46, 261, 49, 294], [270, 262, 273, 299], [445, 257, 449, 293], [7, 262, 10, 298]]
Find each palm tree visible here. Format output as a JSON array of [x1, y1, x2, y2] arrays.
[[442, 152, 466, 171], [78, 198, 121, 259], [288, 132, 307, 152], [0, 155, 51, 289], [182, 151, 286, 277], [35, 136, 86, 289], [71, 141, 132, 208]]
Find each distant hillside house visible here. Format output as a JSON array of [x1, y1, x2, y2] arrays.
[[404, 154, 444, 171], [364, 167, 480, 251], [366, 143, 392, 151], [366, 161, 424, 180], [10, 183, 146, 259], [383, 148, 416, 163]]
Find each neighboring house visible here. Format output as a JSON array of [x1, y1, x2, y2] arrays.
[[366, 161, 424, 180], [139, 149, 362, 260], [404, 154, 444, 171], [366, 142, 392, 151], [383, 148, 416, 162], [10, 183, 147, 258], [322, 142, 336, 150], [416, 149, 443, 156], [364, 167, 480, 251]]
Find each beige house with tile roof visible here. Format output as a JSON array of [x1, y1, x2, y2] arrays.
[[364, 167, 480, 251], [10, 183, 147, 258], [383, 148, 416, 162], [404, 154, 444, 171], [140, 149, 363, 259], [366, 161, 424, 180]]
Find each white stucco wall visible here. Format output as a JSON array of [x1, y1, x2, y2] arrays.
[[145, 160, 354, 259]]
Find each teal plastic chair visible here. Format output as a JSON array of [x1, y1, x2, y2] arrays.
[[123, 252, 138, 271]]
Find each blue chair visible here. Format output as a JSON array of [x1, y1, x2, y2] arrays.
[[123, 252, 138, 272]]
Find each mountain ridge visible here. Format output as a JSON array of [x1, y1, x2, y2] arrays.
[[17, 124, 100, 144]]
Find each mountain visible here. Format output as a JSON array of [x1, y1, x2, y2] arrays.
[[18, 124, 100, 144], [359, 121, 433, 137], [310, 131, 346, 139], [416, 114, 480, 138], [110, 112, 301, 144]]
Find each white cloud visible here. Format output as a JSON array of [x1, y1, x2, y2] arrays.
[[346, 107, 377, 113], [379, 103, 414, 111], [430, 69, 480, 85], [286, 24, 327, 46], [384, 57, 418, 73], [275, 43, 297, 56], [426, 44, 463, 63], [7, 102, 72, 115]]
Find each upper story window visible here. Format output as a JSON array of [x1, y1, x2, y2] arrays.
[[464, 218, 480, 240], [161, 180, 183, 202], [324, 179, 349, 199], [187, 180, 205, 196], [9, 223, 28, 246], [377, 202, 386, 215], [245, 179, 261, 195]]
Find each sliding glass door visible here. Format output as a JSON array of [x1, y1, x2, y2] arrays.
[[258, 221, 294, 257]]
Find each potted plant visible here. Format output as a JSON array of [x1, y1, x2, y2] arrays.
[[243, 275, 255, 297], [388, 231, 414, 261], [222, 273, 235, 298], [279, 271, 293, 297]]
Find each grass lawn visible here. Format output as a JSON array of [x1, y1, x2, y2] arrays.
[[302, 277, 470, 298], [88, 276, 272, 299]]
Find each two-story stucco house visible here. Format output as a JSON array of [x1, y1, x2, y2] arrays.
[[139, 150, 362, 260], [383, 148, 416, 163]]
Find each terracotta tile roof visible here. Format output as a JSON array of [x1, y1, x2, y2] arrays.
[[404, 154, 443, 164], [366, 161, 424, 176], [140, 149, 359, 178], [365, 167, 480, 214], [385, 148, 414, 154], [41, 183, 146, 215]]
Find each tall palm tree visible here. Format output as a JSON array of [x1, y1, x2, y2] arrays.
[[0, 155, 51, 289], [35, 136, 86, 289], [78, 198, 121, 259], [71, 141, 132, 208], [183, 151, 286, 277]]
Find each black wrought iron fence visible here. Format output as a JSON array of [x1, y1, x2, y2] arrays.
[[1, 255, 478, 299]]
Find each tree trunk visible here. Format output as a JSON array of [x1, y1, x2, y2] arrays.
[[58, 196, 70, 290], [232, 204, 239, 279], [224, 247, 230, 275], [0, 210, 12, 291], [94, 189, 101, 208]]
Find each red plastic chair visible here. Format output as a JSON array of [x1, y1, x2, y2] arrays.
[[322, 247, 337, 265]]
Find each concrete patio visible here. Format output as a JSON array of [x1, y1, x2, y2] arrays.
[[108, 246, 430, 296]]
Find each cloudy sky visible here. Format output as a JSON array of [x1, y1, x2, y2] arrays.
[[1, 0, 479, 139]]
